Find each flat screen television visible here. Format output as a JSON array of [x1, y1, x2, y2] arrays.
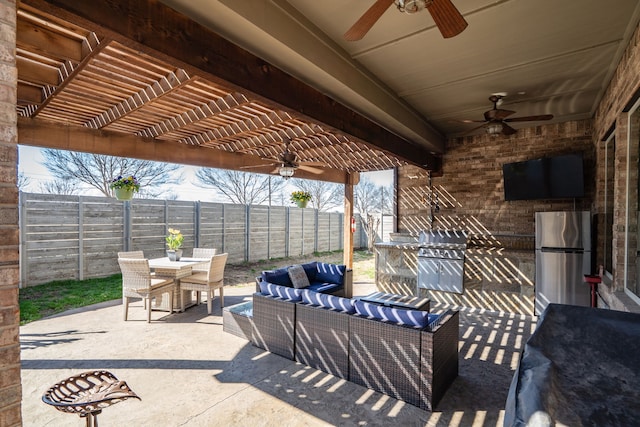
[[503, 153, 584, 201]]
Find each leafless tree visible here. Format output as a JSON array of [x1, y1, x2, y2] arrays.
[[194, 168, 285, 205], [17, 172, 31, 190], [355, 177, 394, 250], [366, 214, 381, 251], [291, 178, 342, 211], [41, 149, 182, 198], [39, 179, 78, 195]]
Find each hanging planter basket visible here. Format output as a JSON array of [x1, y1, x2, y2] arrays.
[[114, 188, 134, 201], [290, 191, 311, 209], [110, 176, 140, 201]]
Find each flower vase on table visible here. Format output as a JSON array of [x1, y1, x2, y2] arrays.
[[165, 228, 184, 261], [166, 249, 183, 262]]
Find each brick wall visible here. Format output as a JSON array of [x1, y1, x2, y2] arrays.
[[0, 0, 20, 425], [393, 119, 594, 315], [398, 119, 595, 239], [594, 23, 640, 141], [592, 19, 640, 311]]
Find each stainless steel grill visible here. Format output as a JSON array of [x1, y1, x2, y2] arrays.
[[417, 230, 467, 294]]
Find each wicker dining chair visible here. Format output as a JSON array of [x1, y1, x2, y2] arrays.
[[117, 250, 145, 259], [117, 258, 177, 323], [180, 253, 228, 314], [191, 247, 217, 273]]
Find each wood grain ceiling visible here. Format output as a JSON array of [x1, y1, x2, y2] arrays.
[[16, 2, 440, 184]]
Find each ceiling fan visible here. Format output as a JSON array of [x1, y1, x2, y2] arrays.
[[344, 0, 468, 41], [242, 139, 326, 179], [461, 95, 554, 136]]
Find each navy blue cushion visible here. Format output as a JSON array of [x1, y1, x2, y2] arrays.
[[259, 281, 303, 301], [353, 300, 431, 328], [261, 268, 293, 287], [307, 282, 341, 294], [301, 289, 355, 313], [427, 313, 441, 327], [301, 262, 318, 281], [316, 263, 346, 285]]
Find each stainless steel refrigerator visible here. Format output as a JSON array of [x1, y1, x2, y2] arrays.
[[535, 211, 591, 315]]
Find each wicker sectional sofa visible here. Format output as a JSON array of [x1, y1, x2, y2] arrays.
[[255, 261, 353, 297], [250, 284, 459, 411]]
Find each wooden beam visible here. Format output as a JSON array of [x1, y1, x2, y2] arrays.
[[87, 68, 192, 129], [17, 57, 59, 86], [17, 117, 356, 184], [32, 34, 105, 117], [17, 17, 83, 62], [21, 0, 441, 171], [179, 111, 292, 147], [137, 92, 250, 138], [17, 83, 42, 104], [343, 178, 355, 270]]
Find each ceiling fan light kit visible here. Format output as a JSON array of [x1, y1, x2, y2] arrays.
[[279, 166, 295, 178], [396, 0, 432, 14], [486, 123, 504, 135]]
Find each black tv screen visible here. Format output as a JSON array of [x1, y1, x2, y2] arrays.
[[503, 153, 584, 201]]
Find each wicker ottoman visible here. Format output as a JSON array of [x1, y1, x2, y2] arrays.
[[223, 301, 255, 341]]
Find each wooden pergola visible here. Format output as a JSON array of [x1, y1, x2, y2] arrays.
[[16, 0, 440, 266]]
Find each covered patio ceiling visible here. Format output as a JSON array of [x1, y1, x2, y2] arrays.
[[16, 0, 441, 185]]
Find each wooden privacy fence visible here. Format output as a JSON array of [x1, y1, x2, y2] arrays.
[[19, 193, 367, 287]]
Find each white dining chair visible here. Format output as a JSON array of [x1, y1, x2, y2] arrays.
[[191, 248, 217, 273], [117, 250, 145, 259], [118, 258, 177, 323], [180, 253, 228, 314]]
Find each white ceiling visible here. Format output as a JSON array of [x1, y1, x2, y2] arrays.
[[160, 0, 640, 154]]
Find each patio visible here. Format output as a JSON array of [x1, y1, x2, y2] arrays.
[[20, 281, 536, 426], [4, 2, 640, 426]]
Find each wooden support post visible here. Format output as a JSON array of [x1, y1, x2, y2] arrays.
[[343, 175, 355, 268]]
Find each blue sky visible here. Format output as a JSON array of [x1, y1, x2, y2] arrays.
[[18, 145, 393, 202]]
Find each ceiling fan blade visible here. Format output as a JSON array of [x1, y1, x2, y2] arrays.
[[459, 119, 486, 123], [240, 162, 276, 169], [504, 114, 554, 122], [300, 161, 327, 167], [485, 108, 516, 121], [501, 123, 518, 135], [344, 0, 394, 41], [426, 0, 468, 38], [298, 164, 324, 174]]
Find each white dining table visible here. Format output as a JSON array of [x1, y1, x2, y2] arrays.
[[148, 257, 209, 311]]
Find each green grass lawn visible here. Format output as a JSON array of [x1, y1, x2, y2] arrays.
[[19, 274, 122, 325]]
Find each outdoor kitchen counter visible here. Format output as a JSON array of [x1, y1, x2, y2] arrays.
[[375, 237, 535, 316]]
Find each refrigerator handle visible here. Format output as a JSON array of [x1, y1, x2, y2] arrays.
[[539, 247, 585, 253]]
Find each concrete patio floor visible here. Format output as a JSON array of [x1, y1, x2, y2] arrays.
[[20, 281, 536, 426]]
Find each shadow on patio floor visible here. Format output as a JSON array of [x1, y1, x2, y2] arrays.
[[20, 284, 536, 426]]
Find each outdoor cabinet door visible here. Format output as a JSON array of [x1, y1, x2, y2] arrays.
[[418, 259, 439, 290], [438, 259, 464, 294]]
